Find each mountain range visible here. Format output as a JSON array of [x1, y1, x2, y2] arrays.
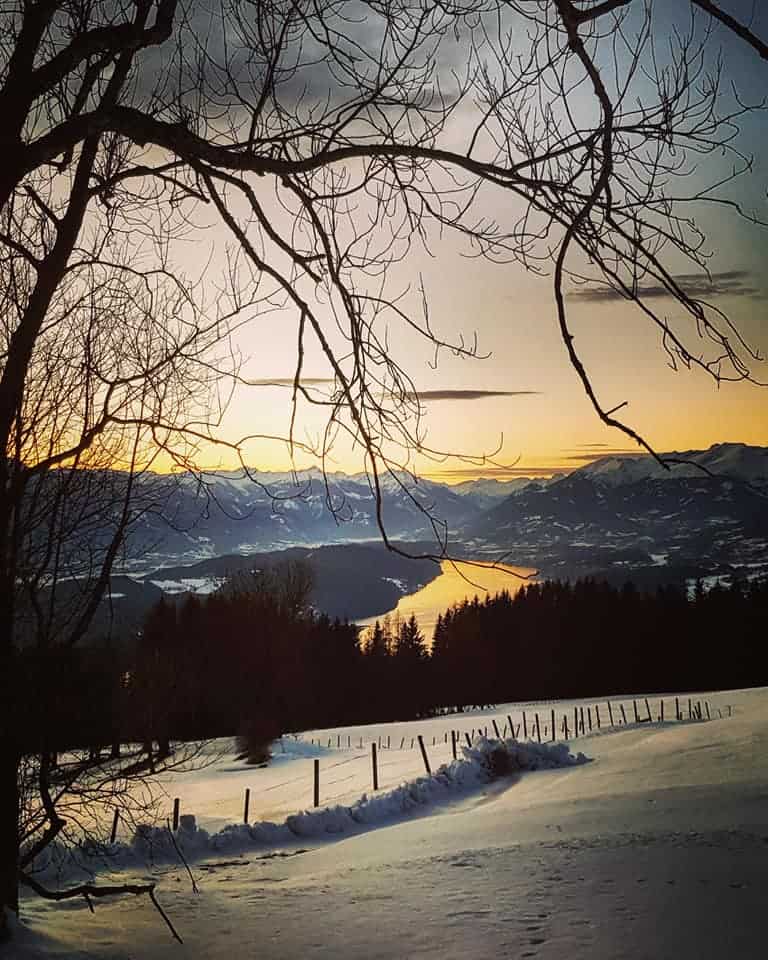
[[121, 468, 485, 573], [462, 443, 768, 586], [122, 442, 766, 568], [57, 442, 768, 637]]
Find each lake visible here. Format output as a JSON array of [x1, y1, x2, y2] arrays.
[[358, 559, 536, 644]]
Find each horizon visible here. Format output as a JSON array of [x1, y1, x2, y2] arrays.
[[150, 438, 766, 484]]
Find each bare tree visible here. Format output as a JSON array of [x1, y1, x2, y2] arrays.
[[1, 0, 766, 941]]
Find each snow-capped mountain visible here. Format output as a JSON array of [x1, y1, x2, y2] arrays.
[[450, 476, 554, 508], [120, 468, 484, 571], [573, 443, 768, 487], [464, 443, 768, 583]]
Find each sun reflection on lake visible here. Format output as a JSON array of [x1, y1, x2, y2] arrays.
[[358, 559, 536, 645]]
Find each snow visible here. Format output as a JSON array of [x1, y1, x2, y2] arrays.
[[12, 687, 768, 959], [148, 577, 221, 595], [24, 736, 589, 883], [685, 574, 732, 598], [577, 442, 768, 486]]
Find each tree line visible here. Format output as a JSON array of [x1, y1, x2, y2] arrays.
[[430, 577, 768, 707], [18, 571, 768, 764]]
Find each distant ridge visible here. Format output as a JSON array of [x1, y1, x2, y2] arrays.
[[464, 442, 768, 586], [573, 443, 768, 486]]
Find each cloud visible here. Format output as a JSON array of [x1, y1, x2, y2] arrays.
[[249, 382, 539, 402], [248, 377, 335, 387], [428, 465, 564, 481], [568, 270, 760, 302], [406, 390, 539, 402], [561, 450, 646, 463], [571, 443, 615, 449]]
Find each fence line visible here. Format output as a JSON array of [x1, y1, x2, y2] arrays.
[[164, 696, 728, 831]]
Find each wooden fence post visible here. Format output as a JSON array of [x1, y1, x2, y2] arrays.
[[607, 701, 614, 726], [620, 703, 627, 725], [110, 809, 120, 844], [492, 718, 501, 739], [371, 743, 379, 791], [313, 760, 320, 807], [451, 729, 457, 761], [579, 706, 585, 734], [675, 696, 680, 720], [522, 713, 528, 739], [595, 705, 601, 730], [574, 705, 579, 738], [172, 798, 180, 831], [705, 702, 711, 720], [660, 700, 665, 723], [587, 707, 592, 732], [688, 698, 692, 719], [465, 732, 472, 749], [551, 709, 556, 742], [563, 714, 569, 739], [244, 787, 251, 824], [644, 698, 652, 722], [535, 713, 541, 743], [418, 735, 431, 775], [507, 715, 515, 739], [633, 700, 639, 723]]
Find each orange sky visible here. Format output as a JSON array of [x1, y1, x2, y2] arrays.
[[157, 5, 768, 484]]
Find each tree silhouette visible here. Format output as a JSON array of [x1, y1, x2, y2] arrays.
[[2, 0, 767, 937]]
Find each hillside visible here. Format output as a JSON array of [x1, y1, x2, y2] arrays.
[[14, 687, 768, 959], [78, 542, 441, 641]]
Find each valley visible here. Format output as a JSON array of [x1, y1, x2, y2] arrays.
[[50, 442, 767, 644]]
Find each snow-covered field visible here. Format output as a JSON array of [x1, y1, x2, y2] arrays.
[[11, 687, 767, 959]]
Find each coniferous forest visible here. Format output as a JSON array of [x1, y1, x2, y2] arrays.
[[18, 572, 768, 761]]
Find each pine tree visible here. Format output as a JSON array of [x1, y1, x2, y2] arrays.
[[367, 620, 389, 658]]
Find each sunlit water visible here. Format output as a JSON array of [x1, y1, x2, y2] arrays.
[[358, 560, 535, 644]]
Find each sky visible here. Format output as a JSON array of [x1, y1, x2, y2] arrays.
[[173, 1, 768, 482]]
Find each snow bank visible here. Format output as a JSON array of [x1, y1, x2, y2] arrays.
[[27, 737, 589, 884]]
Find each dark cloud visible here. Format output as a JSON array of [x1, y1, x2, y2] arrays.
[[250, 382, 538, 402], [568, 270, 760, 302], [406, 390, 539, 402]]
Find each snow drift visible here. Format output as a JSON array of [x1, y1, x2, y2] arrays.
[[29, 737, 589, 884]]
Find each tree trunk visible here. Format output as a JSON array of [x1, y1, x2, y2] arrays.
[[0, 683, 20, 940], [0, 758, 19, 941]]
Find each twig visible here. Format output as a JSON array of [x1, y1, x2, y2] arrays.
[[18, 871, 183, 944], [166, 819, 199, 894]]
